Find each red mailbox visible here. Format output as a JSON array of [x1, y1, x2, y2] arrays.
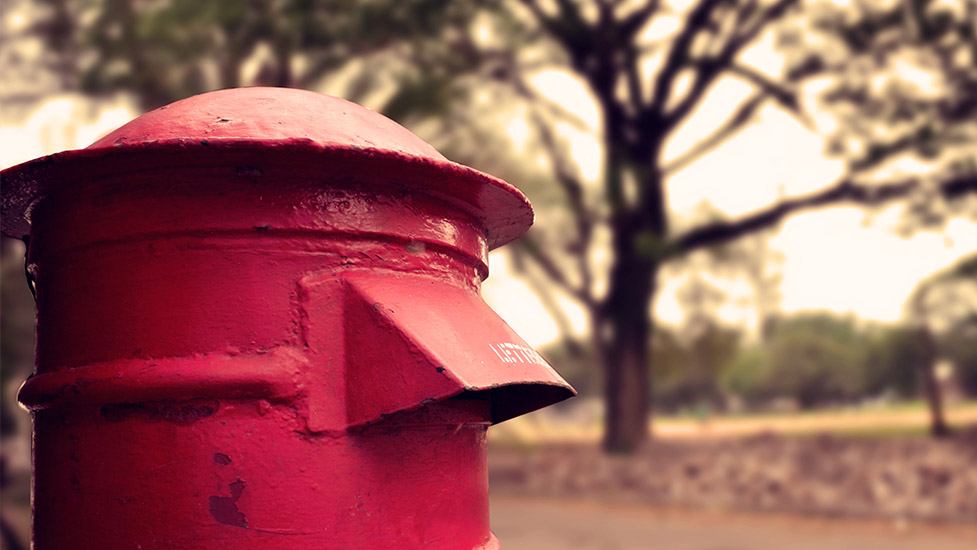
[[1, 87, 574, 549]]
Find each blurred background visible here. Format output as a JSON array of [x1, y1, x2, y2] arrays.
[[1, 0, 975, 548]]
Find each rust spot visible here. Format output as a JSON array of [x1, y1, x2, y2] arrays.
[[101, 398, 220, 425], [209, 479, 247, 528], [214, 453, 232, 467]]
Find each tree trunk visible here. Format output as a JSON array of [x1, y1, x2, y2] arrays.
[[919, 328, 950, 437], [601, 307, 654, 452], [594, 85, 666, 452], [601, 231, 659, 452]]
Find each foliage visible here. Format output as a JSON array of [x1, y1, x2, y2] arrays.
[[720, 346, 774, 404], [719, 313, 957, 409], [941, 323, 977, 396], [543, 323, 741, 413], [654, 322, 740, 412], [546, 308, 974, 412], [863, 326, 927, 398], [721, 314, 865, 408], [775, 314, 868, 406], [779, 0, 977, 229], [909, 252, 977, 397], [22, 0, 492, 113]]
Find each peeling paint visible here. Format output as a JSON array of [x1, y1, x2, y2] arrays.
[[209, 479, 247, 528]]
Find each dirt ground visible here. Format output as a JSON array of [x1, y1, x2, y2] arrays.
[[487, 428, 977, 523], [489, 494, 977, 550]]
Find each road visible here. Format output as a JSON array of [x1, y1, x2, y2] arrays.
[[489, 494, 977, 550]]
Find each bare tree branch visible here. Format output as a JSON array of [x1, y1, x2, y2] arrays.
[[728, 62, 804, 117], [727, 0, 799, 63], [662, 92, 766, 175], [512, 249, 586, 354], [662, 60, 810, 175], [502, 64, 594, 130], [528, 110, 598, 302], [664, 0, 799, 127], [516, 234, 598, 308], [597, 0, 652, 115], [518, 0, 564, 42], [847, 130, 945, 174], [529, 113, 591, 224], [612, 0, 665, 115], [619, 0, 662, 38], [649, 0, 731, 115], [623, 38, 647, 114], [518, 0, 592, 64], [669, 174, 977, 256]]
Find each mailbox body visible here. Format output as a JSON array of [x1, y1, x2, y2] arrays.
[[2, 88, 573, 548]]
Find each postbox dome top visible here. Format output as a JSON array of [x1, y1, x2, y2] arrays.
[[87, 87, 447, 157], [1, 87, 533, 248]]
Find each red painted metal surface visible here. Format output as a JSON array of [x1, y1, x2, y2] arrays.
[[1, 87, 574, 548]]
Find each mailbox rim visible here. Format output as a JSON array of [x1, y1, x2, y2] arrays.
[[1, 139, 533, 249]]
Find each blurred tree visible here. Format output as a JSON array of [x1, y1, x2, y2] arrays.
[[724, 315, 932, 409], [762, 313, 867, 408], [720, 345, 774, 407], [905, 252, 977, 436], [720, 231, 784, 342], [649, 275, 742, 412], [779, 0, 977, 233], [942, 322, 977, 397], [655, 320, 740, 412], [489, 0, 975, 451], [664, 223, 783, 340], [542, 320, 741, 415], [16, 0, 977, 451], [0, 0, 70, 115], [648, 326, 692, 410], [863, 326, 924, 398], [80, 0, 489, 111]]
